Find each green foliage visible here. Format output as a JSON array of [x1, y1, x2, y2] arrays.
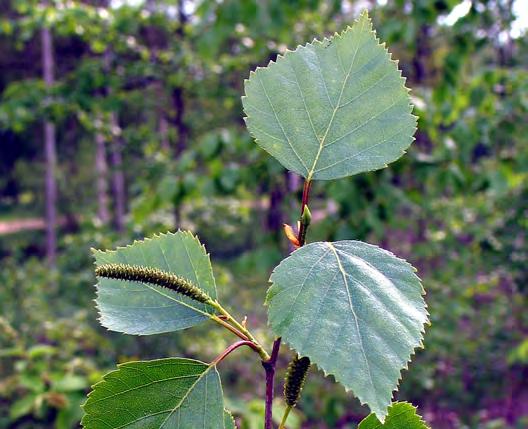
[[80, 9, 431, 428], [83, 11, 430, 424], [243, 12, 416, 180], [93, 231, 217, 335], [1, 0, 526, 427], [358, 402, 430, 429], [82, 358, 227, 429], [267, 240, 427, 419]]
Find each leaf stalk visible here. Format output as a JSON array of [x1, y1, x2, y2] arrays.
[[212, 340, 260, 365], [210, 301, 270, 361]]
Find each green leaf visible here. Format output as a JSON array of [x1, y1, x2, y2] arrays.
[[243, 11, 416, 181], [224, 409, 236, 429], [93, 230, 217, 335], [267, 241, 428, 421], [358, 402, 430, 428], [9, 393, 37, 420], [82, 358, 226, 429]]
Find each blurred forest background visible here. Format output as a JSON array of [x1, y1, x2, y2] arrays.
[[0, 0, 527, 428]]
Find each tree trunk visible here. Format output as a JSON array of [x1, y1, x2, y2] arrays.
[[171, 84, 186, 157], [101, 47, 127, 232], [267, 179, 284, 234], [109, 112, 126, 233], [159, 114, 170, 152], [145, 0, 171, 153], [170, 0, 188, 227], [95, 128, 110, 224], [413, 24, 430, 84], [41, 25, 57, 267]]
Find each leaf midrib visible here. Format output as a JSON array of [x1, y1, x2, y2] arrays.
[[307, 16, 367, 180], [327, 242, 377, 397], [158, 364, 214, 429], [256, 73, 310, 175]]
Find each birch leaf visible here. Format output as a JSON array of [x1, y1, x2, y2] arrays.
[[358, 402, 430, 428], [243, 11, 416, 181], [82, 358, 226, 429], [93, 230, 217, 335], [267, 241, 428, 421]]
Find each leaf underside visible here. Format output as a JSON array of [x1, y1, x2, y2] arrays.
[[358, 402, 430, 428], [243, 11, 416, 181], [93, 230, 217, 335], [82, 358, 226, 429], [267, 240, 428, 421]]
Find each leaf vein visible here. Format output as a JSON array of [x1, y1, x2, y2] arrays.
[[256, 74, 310, 174]]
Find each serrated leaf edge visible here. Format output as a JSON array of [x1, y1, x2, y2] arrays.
[[242, 10, 418, 181], [91, 229, 217, 335], [223, 409, 237, 429], [81, 357, 213, 427], [359, 401, 431, 428], [265, 240, 429, 422]]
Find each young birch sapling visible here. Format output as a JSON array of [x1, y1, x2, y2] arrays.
[[82, 11, 430, 429]]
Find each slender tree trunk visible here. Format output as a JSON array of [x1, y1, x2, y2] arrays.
[[109, 112, 126, 233], [95, 128, 110, 224], [170, 0, 187, 227], [159, 114, 170, 151], [267, 175, 285, 234], [145, 0, 171, 152], [172, 85, 186, 157], [101, 47, 127, 232], [41, 25, 57, 267], [413, 24, 430, 84]]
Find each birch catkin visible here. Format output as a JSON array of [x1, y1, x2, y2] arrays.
[[284, 356, 311, 407], [95, 263, 211, 304]]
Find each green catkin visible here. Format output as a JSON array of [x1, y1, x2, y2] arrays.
[[284, 355, 311, 407], [95, 263, 211, 304]]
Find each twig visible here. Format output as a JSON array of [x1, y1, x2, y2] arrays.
[[212, 340, 259, 365], [210, 301, 270, 361], [297, 180, 312, 246], [211, 315, 250, 342], [275, 178, 313, 428], [263, 338, 281, 429], [264, 178, 313, 429]]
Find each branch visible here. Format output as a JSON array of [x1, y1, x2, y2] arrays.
[[263, 338, 281, 429], [212, 340, 259, 365], [276, 178, 313, 429], [210, 301, 271, 361]]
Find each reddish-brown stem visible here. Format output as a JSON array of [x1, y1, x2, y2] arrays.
[[300, 179, 312, 215], [212, 340, 259, 365], [263, 338, 281, 429], [297, 180, 312, 246], [264, 178, 313, 429]]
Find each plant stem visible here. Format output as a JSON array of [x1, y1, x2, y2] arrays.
[[278, 406, 292, 429], [212, 340, 259, 365], [263, 337, 281, 429], [297, 179, 312, 246], [211, 315, 250, 341], [210, 301, 270, 361], [276, 178, 313, 429]]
